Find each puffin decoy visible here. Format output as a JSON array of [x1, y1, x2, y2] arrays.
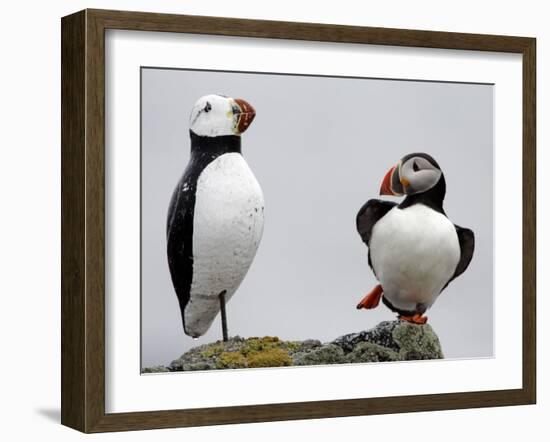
[[355, 153, 474, 324], [166, 94, 264, 338]]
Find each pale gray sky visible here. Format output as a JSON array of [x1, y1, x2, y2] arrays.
[[141, 68, 494, 368]]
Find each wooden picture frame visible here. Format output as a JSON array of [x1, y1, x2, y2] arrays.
[[61, 8, 536, 433]]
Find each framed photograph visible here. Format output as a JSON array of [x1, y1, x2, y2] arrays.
[[61, 9, 536, 433]]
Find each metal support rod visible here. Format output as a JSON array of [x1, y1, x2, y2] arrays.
[[219, 290, 229, 342]]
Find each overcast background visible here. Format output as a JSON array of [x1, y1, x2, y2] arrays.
[[141, 68, 493, 369]]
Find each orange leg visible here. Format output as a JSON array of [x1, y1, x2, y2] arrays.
[[398, 313, 428, 324], [356, 284, 383, 310]]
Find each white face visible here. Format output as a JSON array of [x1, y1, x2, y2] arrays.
[[398, 156, 442, 195], [189, 94, 256, 137]]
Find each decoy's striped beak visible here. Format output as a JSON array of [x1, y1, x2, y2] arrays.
[[380, 165, 397, 195], [233, 98, 256, 133]]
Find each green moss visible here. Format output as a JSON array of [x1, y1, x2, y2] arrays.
[[216, 351, 247, 369], [247, 348, 292, 368]]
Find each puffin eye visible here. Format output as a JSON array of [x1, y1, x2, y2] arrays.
[[412, 161, 420, 172], [204, 102, 212, 113]]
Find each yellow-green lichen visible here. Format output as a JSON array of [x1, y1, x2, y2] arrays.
[[246, 348, 292, 368], [198, 337, 298, 369], [241, 336, 281, 355], [216, 351, 247, 369]]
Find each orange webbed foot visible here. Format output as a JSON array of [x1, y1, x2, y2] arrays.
[[356, 284, 383, 310], [398, 313, 428, 324]]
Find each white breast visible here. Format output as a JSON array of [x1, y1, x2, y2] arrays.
[[184, 153, 264, 336], [370, 204, 460, 312]]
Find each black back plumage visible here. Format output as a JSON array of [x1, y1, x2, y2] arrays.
[[166, 132, 241, 333]]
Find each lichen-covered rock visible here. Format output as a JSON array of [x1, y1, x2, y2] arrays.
[[153, 336, 313, 372], [181, 361, 215, 371], [392, 322, 444, 360], [293, 344, 346, 366], [142, 321, 443, 373], [141, 365, 170, 373], [344, 341, 400, 363], [334, 320, 443, 361], [333, 321, 402, 352], [296, 339, 322, 351]]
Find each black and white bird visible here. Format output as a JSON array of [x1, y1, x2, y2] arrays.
[[355, 153, 474, 324], [166, 94, 264, 338]]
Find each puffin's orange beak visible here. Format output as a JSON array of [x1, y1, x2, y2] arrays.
[[380, 165, 397, 195]]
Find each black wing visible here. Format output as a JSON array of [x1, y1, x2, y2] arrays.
[[356, 199, 397, 245], [356, 199, 397, 273], [441, 225, 475, 292], [450, 225, 475, 282], [166, 175, 197, 334]]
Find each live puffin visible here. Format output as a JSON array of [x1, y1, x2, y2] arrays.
[[355, 153, 474, 324], [166, 94, 264, 338]]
